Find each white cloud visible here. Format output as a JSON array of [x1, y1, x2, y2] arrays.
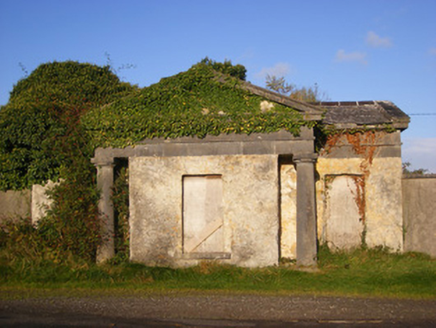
[[366, 31, 393, 48], [334, 49, 368, 65], [402, 137, 436, 173], [255, 62, 291, 79]]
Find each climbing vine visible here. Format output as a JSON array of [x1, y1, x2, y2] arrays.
[[0, 61, 136, 190], [111, 162, 130, 262], [0, 61, 137, 261], [83, 62, 311, 148]]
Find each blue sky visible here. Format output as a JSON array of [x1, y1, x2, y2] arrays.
[[1, 0, 435, 172]]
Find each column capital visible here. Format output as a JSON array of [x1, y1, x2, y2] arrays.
[[294, 153, 318, 164], [91, 157, 115, 167]]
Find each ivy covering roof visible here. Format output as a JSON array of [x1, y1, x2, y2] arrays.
[[83, 62, 323, 149]]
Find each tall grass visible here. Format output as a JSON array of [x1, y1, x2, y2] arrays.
[[1, 245, 434, 299]]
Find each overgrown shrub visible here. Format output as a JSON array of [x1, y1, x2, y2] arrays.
[[0, 58, 310, 264], [0, 61, 137, 262], [111, 163, 130, 263]]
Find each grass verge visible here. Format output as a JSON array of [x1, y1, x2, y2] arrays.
[[1, 246, 435, 299]]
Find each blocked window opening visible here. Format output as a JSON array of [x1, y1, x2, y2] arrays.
[[325, 175, 365, 250], [182, 175, 224, 254]]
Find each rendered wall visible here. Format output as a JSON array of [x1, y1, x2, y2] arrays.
[[316, 131, 404, 251], [127, 130, 405, 266], [0, 182, 56, 225], [280, 164, 297, 260], [0, 189, 31, 222], [279, 131, 404, 258], [403, 175, 436, 257], [31, 181, 58, 225], [323, 175, 364, 250], [129, 154, 279, 268]]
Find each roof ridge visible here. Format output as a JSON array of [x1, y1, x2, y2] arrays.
[[213, 72, 324, 121], [315, 101, 378, 106]]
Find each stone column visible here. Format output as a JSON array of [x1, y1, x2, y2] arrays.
[[294, 154, 318, 267], [93, 159, 115, 263]]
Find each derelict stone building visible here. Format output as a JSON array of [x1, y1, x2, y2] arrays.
[[92, 68, 409, 268]]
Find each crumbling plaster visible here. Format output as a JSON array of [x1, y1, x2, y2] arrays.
[[279, 164, 297, 260], [316, 130, 404, 251], [129, 154, 280, 268]]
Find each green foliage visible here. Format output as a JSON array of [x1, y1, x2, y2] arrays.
[[0, 59, 313, 263], [0, 61, 136, 191], [200, 57, 247, 80], [0, 158, 101, 263], [40, 160, 101, 261], [111, 162, 130, 262], [0, 216, 90, 266], [83, 61, 308, 148], [8, 61, 133, 108], [1, 246, 434, 298], [0, 217, 41, 261], [0, 61, 138, 262]]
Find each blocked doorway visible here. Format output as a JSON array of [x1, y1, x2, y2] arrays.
[[182, 175, 224, 254], [324, 175, 365, 250]]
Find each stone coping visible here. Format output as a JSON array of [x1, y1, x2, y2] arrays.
[[403, 174, 436, 179]]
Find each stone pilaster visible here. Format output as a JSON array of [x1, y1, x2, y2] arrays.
[[294, 153, 318, 267], [93, 159, 115, 263]]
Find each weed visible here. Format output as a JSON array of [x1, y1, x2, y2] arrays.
[[1, 233, 434, 298]]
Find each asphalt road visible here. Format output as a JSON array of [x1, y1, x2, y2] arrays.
[[1, 294, 435, 327]]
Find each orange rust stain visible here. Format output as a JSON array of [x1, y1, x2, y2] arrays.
[[323, 131, 387, 176], [351, 175, 366, 223], [322, 131, 387, 224]]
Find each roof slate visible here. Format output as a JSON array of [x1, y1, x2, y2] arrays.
[[319, 100, 410, 130]]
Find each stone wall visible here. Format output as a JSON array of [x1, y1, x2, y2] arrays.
[[129, 154, 280, 268], [0, 182, 56, 225], [316, 131, 404, 251], [31, 181, 58, 225], [279, 164, 297, 259], [403, 174, 436, 257], [0, 189, 31, 222], [127, 130, 408, 266]]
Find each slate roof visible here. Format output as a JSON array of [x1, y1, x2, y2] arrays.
[[235, 79, 409, 130], [319, 100, 410, 130]]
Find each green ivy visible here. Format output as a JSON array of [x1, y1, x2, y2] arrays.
[[111, 162, 130, 263], [0, 61, 137, 191], [83, 62, 309, 148], [0, 59, 313, 263]]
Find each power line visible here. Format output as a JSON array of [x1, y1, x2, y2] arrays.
[[408, 113, 436, 116]]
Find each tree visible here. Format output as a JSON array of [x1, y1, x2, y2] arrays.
[[265, 75, 294, 95], [265, 74, 328, 102], [200, 57, 247, 81], [0, 61, 135, 190], [0, 61, 137, 261], [402, 162, 429, 175]]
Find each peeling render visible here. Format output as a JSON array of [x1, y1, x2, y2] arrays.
[[92, 98, 411, 265], [129, 155, 280, 268], [316, 130, 404, 251]]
